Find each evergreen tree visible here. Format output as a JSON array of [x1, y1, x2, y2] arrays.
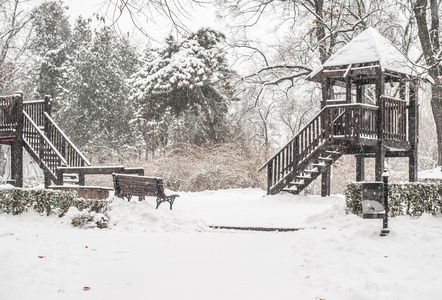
[[57, 19, 141, 153], [130, 28, 235, 153], [29, 0, 71, 99]]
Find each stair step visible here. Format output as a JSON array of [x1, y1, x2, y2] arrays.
[[312, 162, 327, 168], [318, 156, 334, 161], [305, 168, 319, 174], [289, 181, 304, 186], [325, 150, 341, 155], [63, 178, 79, 183], [296, 175, 311, 179], [282, 188, 299, 195]]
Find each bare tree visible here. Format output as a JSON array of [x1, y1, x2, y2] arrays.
[[413, 0, 442, 165], [92, 0, 211, 40], [0, 0, 32, 93]]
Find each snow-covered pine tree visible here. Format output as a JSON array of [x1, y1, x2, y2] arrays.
[[130, 28, 235, 154], [57, 18, 142, 154], [29, 0, 71, 99]]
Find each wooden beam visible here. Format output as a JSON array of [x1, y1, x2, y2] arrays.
[[408, 79, 419, 182], [321, 165, 331, 197], [356, 156, 365, 182], [375, 68, 385, 181], [11, 92, 23, 188]]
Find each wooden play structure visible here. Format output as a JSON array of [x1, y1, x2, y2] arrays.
[[260, 28, 422, 196], [0, 92, 143, 194]]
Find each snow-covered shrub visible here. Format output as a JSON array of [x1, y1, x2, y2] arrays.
[[70, 211, 109, 229], [0, 188, 76, 216], [68, 198, 110, 229], [346, 182, 442, 217]]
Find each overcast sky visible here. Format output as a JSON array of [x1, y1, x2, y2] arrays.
[[62, 0, 219, 45]]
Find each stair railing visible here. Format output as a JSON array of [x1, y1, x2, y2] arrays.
[[44, 112, 91, 168], [260, 103, 379, 194], [0, 94, 20, 134], [259, 106, 328, 194], [22, 111, 67, 181], [23, 99, 47, 128]]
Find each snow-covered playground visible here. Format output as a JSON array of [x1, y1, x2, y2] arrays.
[[2, 183, 442, 300]]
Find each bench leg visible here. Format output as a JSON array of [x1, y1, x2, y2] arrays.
[[168, 196, 176, 210], [155, 197, 162, 209], [156, 196, 176, 210]]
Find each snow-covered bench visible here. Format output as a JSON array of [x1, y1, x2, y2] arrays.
[[112, 174, 179, 210]]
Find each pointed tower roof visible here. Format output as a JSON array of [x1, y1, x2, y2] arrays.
[[308, 27, 427, 82]]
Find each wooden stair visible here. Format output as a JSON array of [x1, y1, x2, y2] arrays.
[[258, 103, 373, 195], [282, 147, 343, 194]]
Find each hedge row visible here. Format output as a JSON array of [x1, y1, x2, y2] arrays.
[[0, 188, 108, 217], [346, 182, 442, 217]]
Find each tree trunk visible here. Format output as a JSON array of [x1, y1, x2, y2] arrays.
[[195, 86, 217, 142], [414, 0, 442, 165], [431, 84, 442, 165]]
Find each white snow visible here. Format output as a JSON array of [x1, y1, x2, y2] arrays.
[[2, 188, 442, 299], [322, 27, 426, 79], [419, 166, 442, 180]]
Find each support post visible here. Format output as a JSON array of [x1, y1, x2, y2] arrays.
[[346, 76, 352, 103], [267, 162, 273, 195], [375, 68, 385, 181], [356, 82, 364, 104], [44, 95, 52, 116], [356, 155, 365, 182], [380, 170, 390, 236], [408, 80, 418, 182], [43, 95, 52, 187], [321, 165, 331, 197], [322, 77, 331, 108], [11, 92, 23, 187]]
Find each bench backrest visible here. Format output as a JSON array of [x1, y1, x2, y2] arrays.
[[113, 174, 166, 198]]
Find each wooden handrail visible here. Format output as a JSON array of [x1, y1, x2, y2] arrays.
[[44, 112, 91, 166], [23, 111, 68, 166], [259, 103, 378, 171], [259, 106, 327, 171]]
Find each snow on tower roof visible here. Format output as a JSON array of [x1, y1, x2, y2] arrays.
[[309, 27, 429, 81]]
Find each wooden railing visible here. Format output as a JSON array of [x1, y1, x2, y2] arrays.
[[44, 112, 90, 168], [382, 96, 407, 142], [259, 106, 327, 193], [260, 103, 379, 194], [23, 97, 50, 128], [329, 103, 378, 141], [23, 111, 67, 180], [0, 94, 20, 134]]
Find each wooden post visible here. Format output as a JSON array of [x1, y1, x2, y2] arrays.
[[267, 162, 273, 195], [44, 95, 51, 116], [11, 92, 24, 187], [43, 95, 51, 188], [320, 76, 332, 197], [408, 80, 419, 182], [380, 171, 390, 236], [356, 155, 365, 182], [346, 76, 352, 103], [375, 68, 385, 181], [356, 82, 365, 181], [356, 82, 364, 104], [321, 165, 331, 197], [322, 77, 331, 108]]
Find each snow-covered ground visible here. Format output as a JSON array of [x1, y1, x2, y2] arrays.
[[2, 186, 442, 300]]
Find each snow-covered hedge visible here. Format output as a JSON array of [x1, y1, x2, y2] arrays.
[[0, 188, 107, 217], [346, 182, 442, 217]]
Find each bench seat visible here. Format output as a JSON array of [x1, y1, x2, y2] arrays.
[[112, 174, 179, 210]]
